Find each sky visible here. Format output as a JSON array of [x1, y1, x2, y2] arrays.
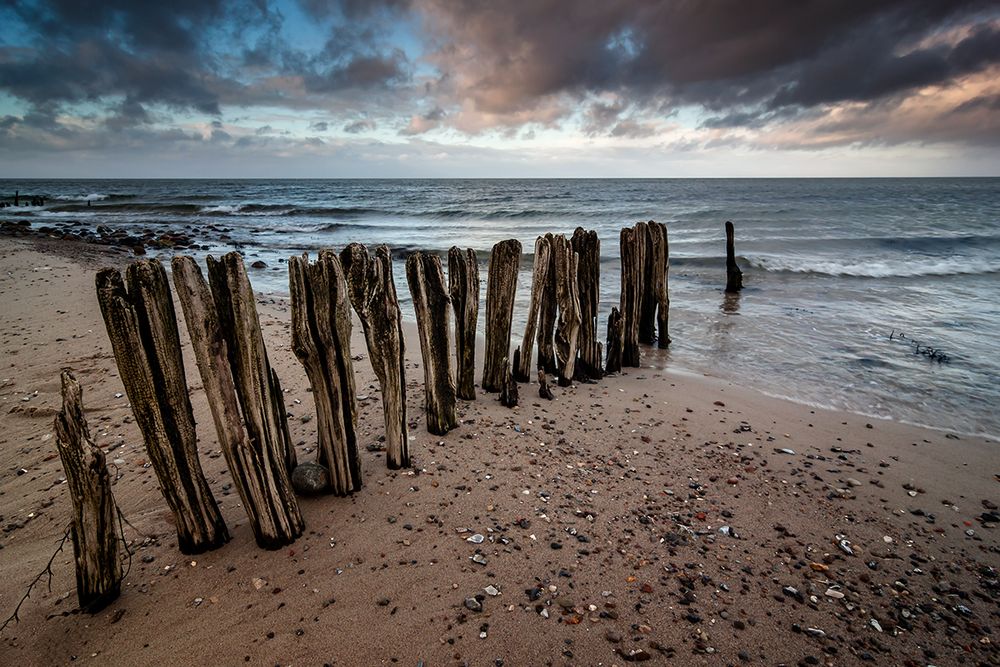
[[0, 0, 998, 178]]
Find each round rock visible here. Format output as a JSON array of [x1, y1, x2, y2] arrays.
[[291, 461, 329, 495]]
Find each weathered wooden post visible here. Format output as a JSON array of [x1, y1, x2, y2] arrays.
[[96, 260, 229, 555], [55, 370, 122, 611], [647, 221, 671, 348], [551, 234, 581, 386], [725, 220, 743, 293], [619, 226, 643, 367], [288, 251, 362, 495], [498, 357, 518, 408], [571, 227, 602, 379], [405, 252, 458, 435], [515, 235, 552, 382], [536, 233, 558, 375], [172, 257, 303, 549], [207, 252, 299, 485], [605, 306, 624, 374], [537, 369, 554, 400], [448, 247, 479, 400], [482, 239, 521, 392], [340, 243, 409, 469]]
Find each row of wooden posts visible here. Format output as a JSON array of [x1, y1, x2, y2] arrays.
[[55, 220, 745, 610]]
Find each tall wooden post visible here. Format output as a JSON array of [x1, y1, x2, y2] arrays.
[[96, 261, 229, 555], [172, 257, 303, 549], [619, 226, 644, 367], [515, 235, 552, 382], [289, 251, 361, 495], [605, 307, 624, 374], [340, 244, 409, 469], [725, 221, 743, 293], [482, 239, 521, 392], [571, 227, 602, 379], [643, 221, 671, 348], [551, 234, 581, 386], [405, 252, 458, 435], [448, 247, 479, 400], [207, 252, 301, 499], [55, 370, 122, 612], [536, 233, 558, 375]]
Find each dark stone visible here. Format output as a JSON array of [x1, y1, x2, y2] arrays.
[[291, 461, 329, 495]]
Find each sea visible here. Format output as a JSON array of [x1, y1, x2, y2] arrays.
[[3, 178, 998, 440]]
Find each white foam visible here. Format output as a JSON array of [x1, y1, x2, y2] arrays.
[[747, 255, 1000, 278]]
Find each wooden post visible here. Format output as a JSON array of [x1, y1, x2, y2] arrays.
[[206, 252, 303, 520], [482, 239, 521, 392], [172, 257, 303, 549], [405, 252, 458, 435], [639, 220, 670, 348], [96, 261, 229, 555], [725, 220, 743, 293], [288, 251, 362, 495], [498, 357, 518, 408], [515, 235, 552, 382], [55, 370, 122, 612], [537, 369, 554, 400], [551, 234, 581, 386], [571, 227, 602, 380], [447, 247, 479, 400], [340, 244, 409, 469], [605, 306, 624, 374], [536, 233, 558, 375], [619, 226, 644, 367], [637, 221, 656, 345]]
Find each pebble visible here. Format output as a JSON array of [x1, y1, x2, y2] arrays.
[[291, 461, 329, 495], [484, 585, 500, 596], [467, 534, 485, 544], [464, 597, 483, 612]]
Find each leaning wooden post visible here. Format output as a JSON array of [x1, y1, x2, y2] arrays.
[[448, 247, 479, 400], [605, 307, 624, 374], [571, 227, 602, 380], [405, 253, 458, 435], [207, 252, 301, 491], [289, 251, 362, 495], [619, 226, 643, 367], [552, 234, 581, 386], [498, 357, 518, 408], [536, 233, 558, 375], [96, 261, 229, 555], [172, 257, 303, 549], [55, 370, 122, 612], [515, 235, 552, 382], [341, 244, 409, 469], [725, 220, 743, 293], [482, 239, 522, 392]]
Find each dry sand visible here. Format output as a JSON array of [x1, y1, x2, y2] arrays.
[[0, 233, 997, 666]]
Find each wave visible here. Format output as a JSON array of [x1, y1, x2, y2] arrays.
[[52, 193, 135, 202], [744, 255, 1000, 278]]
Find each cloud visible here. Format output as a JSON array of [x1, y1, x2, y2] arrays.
[[343, 118, 376, 133]]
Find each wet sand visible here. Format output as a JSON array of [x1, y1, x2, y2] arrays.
[[0, 233, 997, 666]]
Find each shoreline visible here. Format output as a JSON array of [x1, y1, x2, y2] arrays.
[[1, 232, 998, 665]]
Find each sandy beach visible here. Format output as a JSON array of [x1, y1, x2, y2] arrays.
[[0, 231, 997, 666]]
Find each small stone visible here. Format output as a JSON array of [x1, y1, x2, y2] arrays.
[[616, 648, 652, 662], [869, 619, 883, 633], [484, 585, 500, 596], [377, 597, 390, 607], [775, 448, 795, 455], [291, 461, 329, 496], [464, 597, 482, 612], [467, 534, 485, 544], [470, 554, 487, 565], [605, 631, 622, 643], [251, 260, 267, 269]]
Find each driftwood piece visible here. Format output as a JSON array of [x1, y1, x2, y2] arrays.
[[405, 253, 458, 435], [482, 239, 522, 392], [571, 228, 602, 380], [605, 306, 624, 374], [96, 261, 229, 555], [536, 233, 558, 375], [725, 220, 743, 292], [498, 357, 518, 408], [551, 234, 581, 386], [341, 244, 408, 469], [289, 251, 361, 495], [172, 257, 303, 549], [55, 370, 122, 612], [619, 226, 644, 367], [515, 235, 552, 382], [206, 252, 304, 537], [447, 247, 479, 400], [637, 221, 670, 347]]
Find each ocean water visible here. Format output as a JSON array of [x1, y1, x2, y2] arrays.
[[3, 178, 999, 439]]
